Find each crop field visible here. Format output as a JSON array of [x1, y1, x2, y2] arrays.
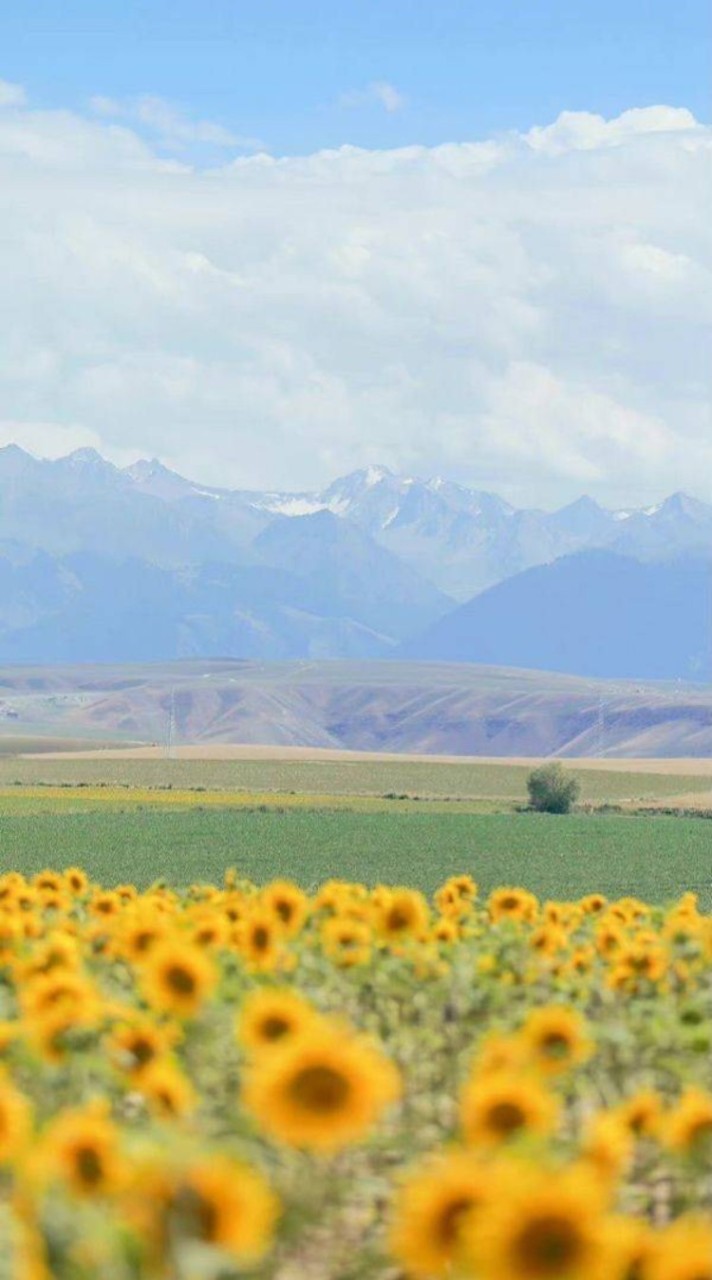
[[0, 865, 710, 1278], [1, 807, 711, 907], [1, 745, 711, 1277], [2, 751, 711, 804]]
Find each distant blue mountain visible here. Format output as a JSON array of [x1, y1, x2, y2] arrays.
[[1, 446, 710, 672], [400, 551, 712, 680]]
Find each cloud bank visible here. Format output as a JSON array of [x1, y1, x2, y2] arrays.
[[0, 87, 709, 505]]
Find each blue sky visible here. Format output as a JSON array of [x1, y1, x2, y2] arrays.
[[1, 0, 709, 154]]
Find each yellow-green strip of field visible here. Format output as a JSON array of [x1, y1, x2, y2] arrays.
[[0, 785, 511, 816]]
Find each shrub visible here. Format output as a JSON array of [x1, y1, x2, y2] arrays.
[[526, 762, 580, 814]]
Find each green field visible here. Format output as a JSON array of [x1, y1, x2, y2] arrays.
[[2, 807, 711, 906]]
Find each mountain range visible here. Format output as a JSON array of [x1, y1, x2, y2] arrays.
[[0, 445, 710, 679]]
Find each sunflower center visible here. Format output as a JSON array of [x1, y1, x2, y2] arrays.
[[689, 1119, 712, 1145], [165, 964, 197, 996], [487, 1101, 526, 1135], [540, 1032, 572, 1059], [436, 1196, 476, 1246], [275, 901, 294, 923], [289, 1065, 350, 1113], [175, 1186, 219, 1242], [386, 908, 412, 932], [514, 1215, 583, 1275], [131, 1036, 157, 1066], [261, 1016, 291, 1041], [252, 926, 270, 952], [74, 1144, 104, 1187]]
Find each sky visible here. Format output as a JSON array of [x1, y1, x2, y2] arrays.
[[0, 1, 710, 506]]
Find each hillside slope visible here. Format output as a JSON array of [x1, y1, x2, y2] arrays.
[[400, 552, 712, 680], [0, 660, 710, 758]]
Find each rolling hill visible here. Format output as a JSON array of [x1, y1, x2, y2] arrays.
[[0, 659, 710, 758]]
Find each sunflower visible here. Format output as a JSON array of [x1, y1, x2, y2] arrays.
[[188, 909, 230, 951], [664, 1087, 712, 1156], [461, 1072, 559, 1147], [117, 909, 171, 963], [237, 988, 319, 1055], [595, 921, 625, 958], [646, 1215, 712, 1280], [43, 1104, 124, 1198], [376, 888, 430, 943], [21, 970, 98, 1023], [89, 890, 123, 920], [321, 916, 372, 967], [138, 1058, 196, 1118], [520, 1006, 593, 1075], [63, 867, 89, 896], [168, 1155, 278, 1262], [20, 932, 80, 982], [389, 1150, 493, 1278], [0, 1076, 32, 1163], [242, 1024, 401, 1151], [580, 1113, 633, 1187], [432, 917, 460, 945], [579, 894, 608, 915], [115, 883, 138, 904], [33, 870, 64, 895], [23, 1004, 98, 1064], [261, 881, 309, 937], [434, 875, 477, 919], [107, 1018, 178, 1079], [616, 1089, 663, 1139], [529, 925, 568, 958], [566, 945, 595, 977], [237, 910, 282, 971], [612, 940, 668, 988], [601, 1215, 656, 1280], [488, 888, 539, 925], [141, 939, 217, 1018], [466, 1161, 609, 1280]]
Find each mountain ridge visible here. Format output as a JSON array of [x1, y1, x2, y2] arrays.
[[1, 445, 710, 673]]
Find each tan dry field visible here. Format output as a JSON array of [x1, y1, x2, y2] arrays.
[[28, 742, 712, 776]]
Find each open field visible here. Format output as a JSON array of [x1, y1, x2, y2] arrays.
[[2, 750, 711, 809], [2, 807, 711, 906]]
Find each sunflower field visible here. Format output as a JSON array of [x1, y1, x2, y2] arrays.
[[0, 868, 711, 1280]]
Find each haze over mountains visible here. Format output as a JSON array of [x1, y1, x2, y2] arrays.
[[0, 445, 710, 679]]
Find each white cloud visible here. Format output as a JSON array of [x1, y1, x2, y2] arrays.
[[0, 98, 709, 506], [0, 418, 133, 462], [89, 93, 259, 150], [340, 81, 406, 113], [525, 105, 699, 154], [0, 79, 26, 107]]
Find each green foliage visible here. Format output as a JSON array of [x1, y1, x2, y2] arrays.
[[527, 762, 581, 814]]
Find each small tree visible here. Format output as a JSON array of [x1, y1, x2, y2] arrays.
[[526, 762, 580, 814]]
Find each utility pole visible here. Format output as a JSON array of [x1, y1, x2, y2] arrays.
[[164, 686, 176, 760], [596, 693, 605, 757]]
